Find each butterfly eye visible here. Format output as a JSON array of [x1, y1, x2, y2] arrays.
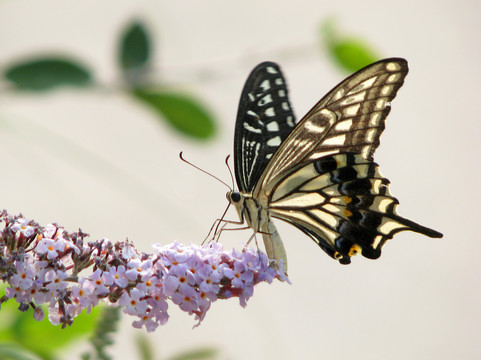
[[230, 192, 241, 203]]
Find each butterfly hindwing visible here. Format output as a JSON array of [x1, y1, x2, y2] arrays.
[[234, 62, 296, 193], [267, 153, 442, 263]]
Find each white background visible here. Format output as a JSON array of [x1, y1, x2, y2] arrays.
[[0, 0, 479, 359]]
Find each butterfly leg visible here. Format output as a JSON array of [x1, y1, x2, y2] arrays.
[[203, 200, 246, 243], [240, 232, 269, 269], [203, 217, 232, 244], [213, 222, 252, 242], [244, 231, 258, 247]]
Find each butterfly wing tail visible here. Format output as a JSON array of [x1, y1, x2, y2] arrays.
[[389, 214, 443, 238], [261, 219, 288, 274], [342, 212, 443, 262]]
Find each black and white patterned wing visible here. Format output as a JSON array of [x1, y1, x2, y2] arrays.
[[234, 62, 295, 193], [257, 58, 409, 188], [267, 153, 442, 264]]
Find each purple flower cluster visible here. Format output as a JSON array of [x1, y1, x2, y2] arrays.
[[0, 210, 288, 331]]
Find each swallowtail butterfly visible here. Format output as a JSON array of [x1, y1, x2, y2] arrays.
[[226, 58, 442, 272]]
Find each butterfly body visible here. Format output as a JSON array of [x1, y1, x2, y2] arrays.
[[228, 188, 288, 272], [227, 191, 263, 231], [228, 59, 442, 272]]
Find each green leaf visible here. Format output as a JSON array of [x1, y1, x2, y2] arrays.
[[133, 90, 216, 140], [329, 39, 379, 73], [3, 58, 92, 91], [0, 294, 101, 359], [119, 21, 151, 73], [168, 347, 219, 360], [0, 344, 43, 360], [134, 335, 153, 360], [22, 307, 100, 357], [321, 18, 379, 72], [84, 307, 120, 360]]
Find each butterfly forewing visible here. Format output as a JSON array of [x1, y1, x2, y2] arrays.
[[234, 62, 296, 193], [256, 58, 409, 190]]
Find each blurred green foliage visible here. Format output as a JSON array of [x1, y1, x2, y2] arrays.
[[4, 58, 92, 91], [321, 17, 379, 72], [0, 343, 43, 360], [134, 90, 216, 139], [119, 21, 151, 75], [81, 307, 120, 360], [0, 286, 100, 360], [167, 347, 219, 360], [0, 17, 383, 141], [134, 334, 220, 360], [1, 20, 216, 141]]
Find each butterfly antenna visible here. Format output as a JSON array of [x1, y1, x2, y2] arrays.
[[179, 152, 232, 190], [224, 154, 236, 190]]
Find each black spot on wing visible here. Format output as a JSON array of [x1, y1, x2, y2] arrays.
[[335, 167, 358, 182], [314, 156, 337, 173], [341, 178, 373, 194]]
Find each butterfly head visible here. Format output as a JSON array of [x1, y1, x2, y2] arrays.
[[226, 190, 242, 205], [226, 190, 249, 223]]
